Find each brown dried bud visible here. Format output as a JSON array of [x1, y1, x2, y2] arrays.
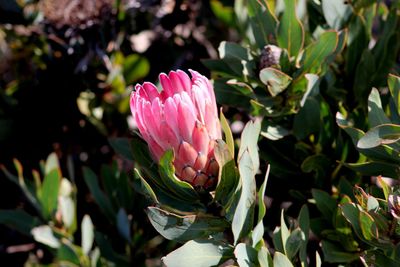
[[259, 45, 282, 69]]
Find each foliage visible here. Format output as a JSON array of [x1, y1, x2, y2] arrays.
[[1, 0, 400, 266]]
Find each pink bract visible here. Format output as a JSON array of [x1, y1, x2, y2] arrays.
[[130, 69, 221, 188]]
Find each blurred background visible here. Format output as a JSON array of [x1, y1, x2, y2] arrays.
[[0, 0, 233, 265]]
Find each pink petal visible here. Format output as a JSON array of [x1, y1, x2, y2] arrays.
[[193, 173, 208, 187], [206, 158, 219, 177], [174, 160, 185, 177], [160, 121, 179, 150], [193, 153, 207, 171], [204, 103, 218, 139], [180, 91, 196, 117], [134, 98, 150, 141], [192, 86, 207, 123], [148, 138, 164, 161], [143, 101, 162, 146], [177, 98, 196, 142], [143, 82, 159, 100], [176, 70, 192, 92], [169, 71, 185, 93], [164, 97, 180, 138], [181, 166, 196, 183], [192, 123, 209, 155], [189, 69, 218, 118], [135, 84, 147, 99], [159, 73, 173, 97], [177, 141, 198, 167]]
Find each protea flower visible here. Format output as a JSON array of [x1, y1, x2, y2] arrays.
[[130, 70, 221, 188]]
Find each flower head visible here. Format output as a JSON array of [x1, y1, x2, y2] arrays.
[[130, 70, 221, 188]]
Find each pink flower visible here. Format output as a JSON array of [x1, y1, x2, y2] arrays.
[[130, 69, 221, 188]]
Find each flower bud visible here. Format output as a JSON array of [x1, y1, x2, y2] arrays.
[[130, 70, 221, 188], [259, 45, 282, 69]]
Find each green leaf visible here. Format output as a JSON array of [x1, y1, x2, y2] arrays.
[[220, 110, 235, 158], [259, 68, 292, 97], [345, 15, 369, 78], [0, 210, 40, 236], [280, 210, 290, 255], [210, 0, 234, 26], [293, 97, 320, 140], [388, 74, 400, 116], [321, 0, 351, 30], [363, 250, 400, 267], [238, 120, 261, 172], [336, 113, 400, 163], [252, 165, 270, 247], [359, 210, 378, 240], [368, 88, 390, 127], [147, 207, 229, 242], [81, 215, 94, 255], [218, 42, 255, 77], [300, 74, 320, 106], [353, 49, 375, 101], [108, 138, 134, 161], [219, 41, 249, 61], [371, 9, 400, 85], [82, 167, 115, 221], [202, 59, 240, 78], [162, 240, 233, 267], [95, 232, 130, 266], [340, 203, 365, 239], [258, 247, 273, 267], [122, 54, 150, 84], [298, 31, 338, 75], [1, 160, 41, 214], [377, 176, 391, 201], [39, 169, 61, 220], [232, 121, 260, 244], [273, 252, 294, 267], [116, 208, 131, 243], [59, 194, 76, 230], [298, 205, 309, 267], [158, 150, 199, 202], [133, 169, 159, 203], [248, 0, 277, 49], [232, 150, 257, 244], [234, 243, 258, 267], [345, 161, 400, 179], [57, 243, 81, 266], [301, 154, 331, 180], [45, 153, 60, 175], [272, 227, 284, 253], [212, 79, 253, 109], [31, 225, 60, 248], [277, 0, 304, 57], [214, 140, 239, 208], [357, 124, 400, 149], [286, 228, 305, 260], [312, 189, 336, 220], [367, 196, 379, 212], [321, 240, 359, 263], [261, 123, 289, 140]]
